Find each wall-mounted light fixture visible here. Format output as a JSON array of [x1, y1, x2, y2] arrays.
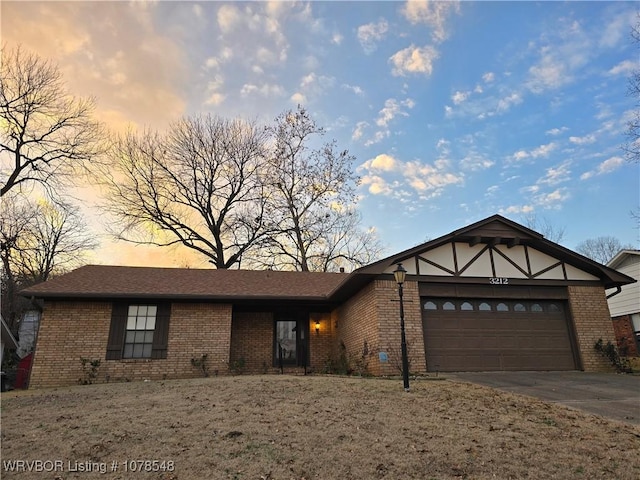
[[315, 320, 320, 334]]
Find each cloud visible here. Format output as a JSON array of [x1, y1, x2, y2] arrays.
[[352, 121, 368, 141], [502, 205, 535, 215], [537, 162, 571, 186], [459, 153, 495, 172], [534, 188, 569, 209], [451, 90, 470, 105], [240, 83, 286, 97], [205, 75, 226, 105], [357, 19, 389, 53], [389, 44, 439, 77], [482, 72, 495, 83], [569, 134, 596, 145], [510, 142, 557, 162], [580, 156, 625, 180], [607, 60, 638, 76], [401, 0, 460, 43], [217, 4, 241, 33], [342, 84, 365, 96], [546, 127, 569, 136], [376, 98, 415, 127], [358, 153, 463, 198]]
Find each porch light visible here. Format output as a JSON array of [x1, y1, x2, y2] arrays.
[[315, 320, 320, 334], [393, 263, 410, 392]]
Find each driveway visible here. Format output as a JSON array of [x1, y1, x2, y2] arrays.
[[447, 371, 640, 425]]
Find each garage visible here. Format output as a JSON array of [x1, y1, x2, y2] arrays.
[[422, 297, 577, 372]]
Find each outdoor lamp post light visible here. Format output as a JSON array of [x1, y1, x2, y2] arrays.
[[393, 263, 410, 391]]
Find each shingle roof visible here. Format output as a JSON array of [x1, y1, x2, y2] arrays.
[[20, 265, 351, 301]]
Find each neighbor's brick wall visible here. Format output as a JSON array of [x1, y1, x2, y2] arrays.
[[567, 286, 617, 371], [29, 301, 233, 388], [611, 314, 639, 357], [374, 280, 426, 376]]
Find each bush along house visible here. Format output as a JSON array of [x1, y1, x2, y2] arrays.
[[21, 215, 635, 388]]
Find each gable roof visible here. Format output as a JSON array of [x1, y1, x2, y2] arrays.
[[20, 265, 350, 302], [607, 249, 640, 271], [355, 214, 635, 289]]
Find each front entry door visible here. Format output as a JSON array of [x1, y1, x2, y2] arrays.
[[274, 312, 308, 369]]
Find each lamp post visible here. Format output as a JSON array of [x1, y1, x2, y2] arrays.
[[393, 263, 410, 391]]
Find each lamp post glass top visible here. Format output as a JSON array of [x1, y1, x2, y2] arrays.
[[394, 263, 407, 285]]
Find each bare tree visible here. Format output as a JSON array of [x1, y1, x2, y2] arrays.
[[101, 115, 270, 269], [1, 194, 97, 331], [575, 236, 635, 264], [255, 106, 383, 271], [623, 16, 640, 164], [522, 213, 566, 244], [0, 44, 103, 197]]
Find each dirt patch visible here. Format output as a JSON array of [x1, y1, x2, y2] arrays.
[[2, 375, 639, 479]]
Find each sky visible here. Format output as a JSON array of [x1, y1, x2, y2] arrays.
[[2, 1, 639, 268]]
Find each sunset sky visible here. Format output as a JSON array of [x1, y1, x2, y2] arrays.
[[2, 1, 639, 268]]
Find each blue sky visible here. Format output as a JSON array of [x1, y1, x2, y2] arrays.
[[4, 1, 639, 267]]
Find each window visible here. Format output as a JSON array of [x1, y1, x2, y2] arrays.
[[443, 301, 456, 311], [513, 303, 526, 312], [424, 301, 437, 310], [123, 305, 157, 358], [479, 302, 491, 311], [461, 301, 474, 311], [106, 302, 170, 360], [531, 303, 543, 312], [496, 302, 509, 311]]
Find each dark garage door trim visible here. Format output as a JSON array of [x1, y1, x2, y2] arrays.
[[422, 298, 578, 372]]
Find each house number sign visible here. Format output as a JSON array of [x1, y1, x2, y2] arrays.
[[489, 277, 509, 285]]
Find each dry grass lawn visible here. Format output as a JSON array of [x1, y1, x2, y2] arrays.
[[1, 375, 639, 479]]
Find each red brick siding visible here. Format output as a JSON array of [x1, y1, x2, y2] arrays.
[[611, 315, 639, 357], [29, 301, 232, 388], [567, 286, 617, 371]]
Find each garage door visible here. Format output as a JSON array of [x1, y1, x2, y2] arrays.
[[422, 298, 576, 372]]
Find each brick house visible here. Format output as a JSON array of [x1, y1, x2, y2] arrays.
[[606, 250, 640, 357], [22, 215, 634, 388]]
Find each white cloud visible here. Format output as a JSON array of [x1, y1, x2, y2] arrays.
[[607, 60, 638, 76], [376, 98, 415, 127], [537, 162, 571, 186], [332, 32, 344, 45], [580, 156, 624, 180], [502, 205, 534, 215], [546, 127, 569, 136], [401, 0, 460, 43], [482, 72, 495, 83], [360, 174, 393, 195], [495, 93, 522, 113], [460, 153, 495, 171], [217, 4, 241, 33], [342, 84, 365, 96], [357, 19, 389, 53], [290, 92, 306, 104], [352, 121, 368, 141], [389, 44, 439, 77], [569, 134, 596, 145], [240, 83, 285, 97], [451, 90, 470, 105], [534, 188, 569, 209], [510, 142, 557, 162]]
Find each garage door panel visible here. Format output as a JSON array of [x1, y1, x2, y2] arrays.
[[422, 298, 576, 372]]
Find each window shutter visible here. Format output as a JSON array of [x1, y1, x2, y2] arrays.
[[106, 303, 128, 360], [151, 303, 171, 359]]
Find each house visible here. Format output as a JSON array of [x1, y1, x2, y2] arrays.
[[21, 215, 635, 388], [1, 315, 18, 367], [606, 250, 640, 357]]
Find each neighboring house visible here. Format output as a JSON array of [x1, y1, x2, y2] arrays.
[[606, 250, 640, 357], [21, 215, 635, 388], [17, 309, 41, 358], [1, 315, 18, 367]]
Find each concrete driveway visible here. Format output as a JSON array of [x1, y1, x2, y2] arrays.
[[447, 371, 640, 425]]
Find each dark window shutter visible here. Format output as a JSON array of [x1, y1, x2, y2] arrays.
[[151, 303, 171, 359], [106, 303, 128, 360]]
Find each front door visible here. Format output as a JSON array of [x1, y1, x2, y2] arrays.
[[274, 312, 308, 369]]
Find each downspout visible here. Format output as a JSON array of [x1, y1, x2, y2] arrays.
[[606, 286, 622, 299]]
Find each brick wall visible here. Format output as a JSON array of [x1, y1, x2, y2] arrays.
[[374, 280, 427, 376], [333, 281, 379, 374], [611, 314, 639, 357], [29, 301, 233, 388], [333, 279, 427, 376], [567, 285, 617, 371]]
